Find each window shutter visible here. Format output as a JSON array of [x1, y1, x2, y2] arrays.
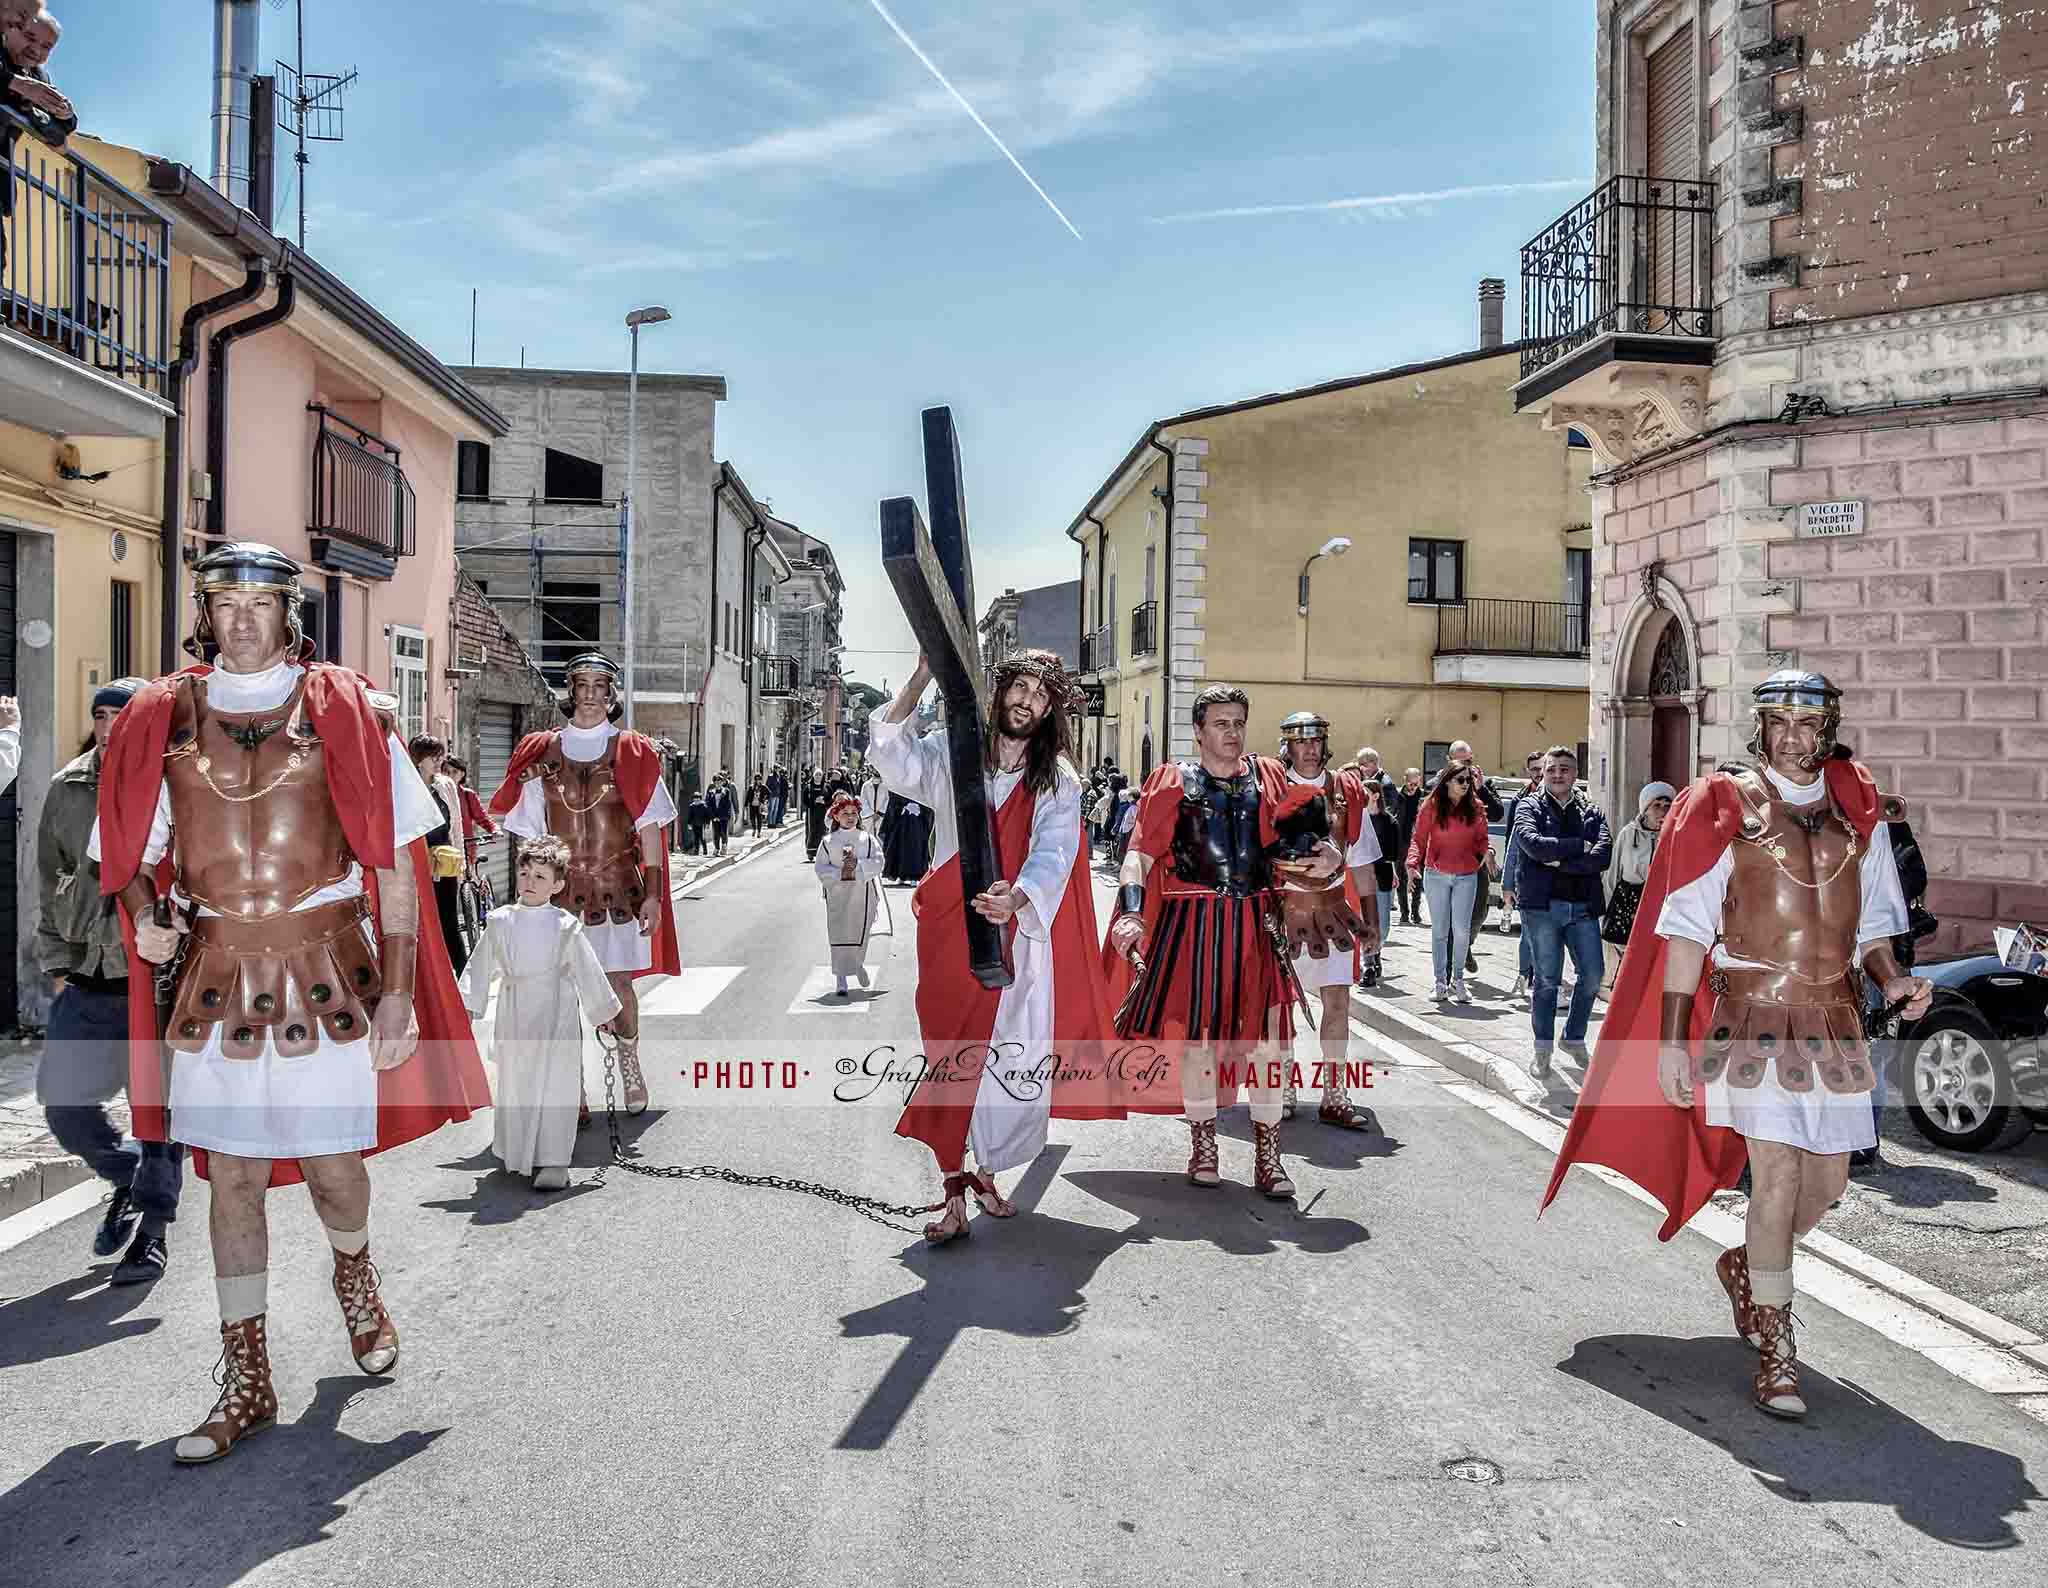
[[1644, 27, 1699, 312]]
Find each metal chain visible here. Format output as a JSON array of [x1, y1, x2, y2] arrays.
[[591, 1029, 941, 1234]]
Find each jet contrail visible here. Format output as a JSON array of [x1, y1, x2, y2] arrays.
[[1151, 179, 1591, 225], [864, 0, 1084, 241]]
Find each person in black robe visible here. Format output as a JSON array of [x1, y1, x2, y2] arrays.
[[804, 771, 829, 860], [879, 791, 933, 884]]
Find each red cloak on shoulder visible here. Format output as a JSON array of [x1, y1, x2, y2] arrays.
[[1538, 757, 1883, 1240], [486, 727, 680, 978], [98, 664, 492, 1187], [896, 772, 1123, 1172]]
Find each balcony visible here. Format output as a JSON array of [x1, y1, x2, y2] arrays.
[[1432, 598, 1589, 691], [1080, 622, 1115, 674], [758, 654, 798, 697], [1513, 175, 1717, 466], [0, 108, 173, 438], [309, 405, 417, 577], [1130, 599, 1159, 660]]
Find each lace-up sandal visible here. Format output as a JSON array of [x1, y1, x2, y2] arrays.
[[1252, 1120, 1295, 1199], [332, 1247, 400, 1375], [174, 1316, 279, 1464], [1318, 1091, 1378, 1132], [1716, 1246, 1762, 1347], [1187, 1118, 1220, 1187], [1752, 1303, 1806, 1419], [964, 1170, 1016, 1218], [1281, 1081, 1298, 1119], [924, 1174, 972, 1245], [618, 1038, 649, 1116]]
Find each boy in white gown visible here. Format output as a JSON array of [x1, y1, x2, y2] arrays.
[[463, 837, 621, 1189], [814, 791, 885, 995]]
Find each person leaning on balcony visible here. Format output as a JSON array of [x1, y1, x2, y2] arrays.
[[1, 8, 74, 273]]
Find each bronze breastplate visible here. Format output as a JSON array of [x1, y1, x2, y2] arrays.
[[537, 736, 645, 924], [162, 676, 355, 919], [1721, 774, 1862, 982]]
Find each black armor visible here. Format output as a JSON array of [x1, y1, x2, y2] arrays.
[[1168, 762, 1272, 896]]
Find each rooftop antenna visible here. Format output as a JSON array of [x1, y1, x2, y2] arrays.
[[272, 0, 358, 248]]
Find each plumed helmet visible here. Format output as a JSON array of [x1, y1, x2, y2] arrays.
[[186, 542, 310, 663], [1747, 669, 1841, 765], [560, 651, 624, 723]]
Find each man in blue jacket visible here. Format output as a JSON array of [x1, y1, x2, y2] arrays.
[[1511, 746, 1612, 1078]]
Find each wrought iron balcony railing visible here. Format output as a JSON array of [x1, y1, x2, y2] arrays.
[[1435, 599, 1589, 660], [1130, 599, 1159, 659], [1080, 622, 1115, 673], [1520, 174, 1716, 383], [758, 654, 798, 697], [1, 105, 172, 399], [309, 405, 416, 565]]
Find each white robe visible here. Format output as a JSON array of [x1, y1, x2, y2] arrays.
[[1655, 764, 1908, 1155], [867, 713, 1081, 1173], [502, 720, 680, 975], [815, 826, 885, 976], [1284, 766, 1385, 990], [463, 903, 622, 1174]]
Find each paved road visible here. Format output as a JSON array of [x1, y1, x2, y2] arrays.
[[3, 835, 2045, 1586]]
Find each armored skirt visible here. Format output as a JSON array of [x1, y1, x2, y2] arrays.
[[1118, 888, 1295, 1050]]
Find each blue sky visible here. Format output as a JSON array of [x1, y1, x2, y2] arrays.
[[58, 0, 1594, 689]]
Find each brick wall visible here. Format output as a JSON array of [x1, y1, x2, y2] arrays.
[[1770, 0, 2048, 324], [450, 572, 559, 776]]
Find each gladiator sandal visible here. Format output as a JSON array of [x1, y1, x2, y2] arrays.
[[1186, 1118, 1220, 1188], [332, 1247, 401, 1376], [924, 1174, 972, 1245], [1318, 1086, 1378, 1132], [173, 1315, 279, 1465], [1716, 1246, 1763, 1347], [1752, 1303, 1806, 1419], [618, 1037, 649, 1117], [964, 1170, 1017, 1218], [1252, 1120, 1296, 1200], [1281, 1081, 1298, 1120]]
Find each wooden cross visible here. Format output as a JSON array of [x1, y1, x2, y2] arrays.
[[879, 406, 1014, 990]]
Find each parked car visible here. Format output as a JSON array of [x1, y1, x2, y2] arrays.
[[1886, 951, 2048, 1152]]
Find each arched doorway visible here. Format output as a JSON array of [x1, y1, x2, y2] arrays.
[[1602, 578, 1705, 824], [1140, 732, 1154, 779], [1648, 619, 1693, 788]]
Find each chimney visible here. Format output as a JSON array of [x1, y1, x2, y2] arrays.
[[1478, 278, 1507, 350], [211, 0, 261, 209]]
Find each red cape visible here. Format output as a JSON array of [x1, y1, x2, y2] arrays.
[[99, 664, 492, 1187], [486, 727, 680, 978], [896, 773, 1124, 1170], [1539, 757, 1883, 1239]]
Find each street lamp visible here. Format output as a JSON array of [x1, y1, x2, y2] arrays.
[[1298, 534, 1352, 679], [622, 305, 672, 728]]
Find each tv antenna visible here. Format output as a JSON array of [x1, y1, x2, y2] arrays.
[[271, 0, 357, 248]]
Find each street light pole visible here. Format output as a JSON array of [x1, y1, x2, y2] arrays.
[[1298, 534, 1353, 680], [622, 306, 672, 729]]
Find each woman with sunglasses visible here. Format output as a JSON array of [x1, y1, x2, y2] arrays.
[[1405, 765, 1491, 1001]]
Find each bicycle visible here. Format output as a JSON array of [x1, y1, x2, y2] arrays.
[[458, 855, 496, 945]]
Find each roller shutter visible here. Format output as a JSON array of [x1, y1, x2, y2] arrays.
[[1644, 27, 1699, 316]]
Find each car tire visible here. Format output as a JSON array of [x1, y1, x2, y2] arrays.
[[1904, 1004, 2016, 1153]]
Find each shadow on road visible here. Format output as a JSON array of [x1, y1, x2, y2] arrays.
[[1213, 1105, 1405, 1172], [1559, 1333, 2043, 1549], [421, 1114, 662, 1225], [1857, 1160, 1999, 1210], [0, 1264, 164, 1372], [834, 1147, 1369, 1450]]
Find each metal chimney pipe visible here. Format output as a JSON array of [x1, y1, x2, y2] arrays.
[[1478, 277, 1507, 350], [211, 0, 261, 209]]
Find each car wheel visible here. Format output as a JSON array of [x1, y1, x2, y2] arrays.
[[1904, 1006, 2014, 1152]]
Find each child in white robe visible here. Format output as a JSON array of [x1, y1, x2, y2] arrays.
[[815, 791, 884, 996], [462, 836, 621, 1190]]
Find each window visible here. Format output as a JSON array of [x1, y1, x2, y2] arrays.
[[1144, 544, 1155, 602], [1565, 547, 1591, 653], [541, 579, 601, 683], [1423, 740, 1452, 778], [1408, 538, 1464, 604], [543, 446, 604, 503], [391, 626, 429, 742], [456, 440, 492, 501], [109, 579, 134, 678]]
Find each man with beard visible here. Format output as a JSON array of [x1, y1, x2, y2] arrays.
[[1264, 712, 1381, 1129], [95, 544, 488, 1464], [871, 648, 1120, 1245], [489, 653, 680, 1118], [1107, 686, 1348, 1198], [1543, 671, 1930, 1420]]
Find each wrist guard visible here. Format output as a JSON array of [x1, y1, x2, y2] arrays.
[[1117, 883, 1146, 919], [379, 932, 418, 1001], [118, 875, 158, 925], [1660, 991, 1695, 1047]]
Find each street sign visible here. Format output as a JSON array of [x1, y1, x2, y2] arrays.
[[1082, 681, 1106, 717], [1799, 500, 1864, 538], [809, 724, 827, 737]]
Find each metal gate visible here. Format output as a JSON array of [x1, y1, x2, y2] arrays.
[[0, 533, 17, 1026], [475, 702, 518, 897]]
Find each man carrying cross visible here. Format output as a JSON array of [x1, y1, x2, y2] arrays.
[[871, 648, 1121, 1245]]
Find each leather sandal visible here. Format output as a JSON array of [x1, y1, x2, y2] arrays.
[[1318, 1095, 1378, 1132], [924, 1174, 972, 1245], [1752, 1303, 1806, 1418], [1716, 1246, 1762, 1347], [964, 1170, 1016, 1218], [174, 1315, 279, 1464], [1281, 1082, 1298, 1120], [1252, 1120, 1295, 1199], [1187, 1119, 1220, 1187], [618, 1038, 649, 1116], [332, 1247, 400, 1376]]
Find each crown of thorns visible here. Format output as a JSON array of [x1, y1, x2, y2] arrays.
[[991, 650, 1081, 714]]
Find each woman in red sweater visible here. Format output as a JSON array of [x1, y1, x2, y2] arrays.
[[1406, 765, 1490, 1002]]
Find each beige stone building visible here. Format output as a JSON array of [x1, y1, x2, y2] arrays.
[[1516, 0, 2048, 952]]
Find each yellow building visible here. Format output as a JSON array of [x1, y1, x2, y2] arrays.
[[1069, 327, 1593, 782]]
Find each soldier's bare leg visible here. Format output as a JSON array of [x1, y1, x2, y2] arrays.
[[607, 970, 648, 1113], [1740, 1136, 1807, 1416], [301, 1151, 397, 1375], [176, 1151, 277, 1462], [1792, 1148, 1850, 1238], [207, 1151, 271, 1282]]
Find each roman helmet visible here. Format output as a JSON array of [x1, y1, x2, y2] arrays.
[[1747, 669, 1841, 769], [186, 541, 311, 663], [1276, 709, 1331, 766], [560, 651, 625, 723]]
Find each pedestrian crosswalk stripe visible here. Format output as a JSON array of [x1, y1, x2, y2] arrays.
[[788, 964, 882, 1014], [638, 966, 747, 1018]]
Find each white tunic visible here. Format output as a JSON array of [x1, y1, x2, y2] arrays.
[[86, 661, 445, 1158], [502, 720, 680, 975], [1285, 767, 1384, 990], [815, 826, 886, 976], [1655, 764, 1908, 1154], [868, 713, 1081, 1172], [463, 903, 621, 1175]]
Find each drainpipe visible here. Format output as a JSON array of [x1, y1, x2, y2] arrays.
[[159, 261, 268, 670], [1145, 433, 1175, 758], [1081, 512, 1105, 765], [205, 254, 298, 537]]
